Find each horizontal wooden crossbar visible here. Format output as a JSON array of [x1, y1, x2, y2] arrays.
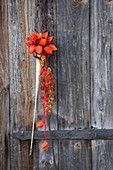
[[11, 129, 113, 141]]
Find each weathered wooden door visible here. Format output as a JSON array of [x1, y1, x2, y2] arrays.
[[1, 0, 113, 169]]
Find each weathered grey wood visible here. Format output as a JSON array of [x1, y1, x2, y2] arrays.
[[57, 0, 91, 169], [11, 129, 113, 140], [91, 0, 113, 169], [38, 140, 58, 170], [33, 0, 46, 169], [91, 140, 113, 170], [8, 0, 37, 169], [35, 1, 58, 169], [57, 0, 90, 130], [59, 140, 92, 170], [91, 0, 113, 129], [0, 0, 9, 170], [35, 0, 58, 130]]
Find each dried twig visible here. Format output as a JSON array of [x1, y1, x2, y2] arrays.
[[30, 57, 40, 155]]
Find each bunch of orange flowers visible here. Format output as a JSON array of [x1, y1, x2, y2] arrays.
[[25, 31, 57, 55]]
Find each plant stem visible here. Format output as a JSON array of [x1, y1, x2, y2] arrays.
[[30, 57, 40, 156]]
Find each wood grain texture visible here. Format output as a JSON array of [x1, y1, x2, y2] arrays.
[[59, 140, 92, 170], [91, 0, 113, 129], [91, 0, 113, 169], [35, 0, 58, 130], [57, 0, 90, 130], [0, 0, 9, 169], [91, 140, 113, 170], [38, 140, 58, 170], [57, 0, 91, 169], [8, 0, 36, 169], [35, 1, 58, 169]]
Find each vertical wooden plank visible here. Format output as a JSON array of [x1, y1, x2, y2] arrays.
[[91, 0, 113, 129], [35, 0, 58, 130], [35, 1, 58, 169], [8, 0, 36, 169], [38, 140, 58, 170], [91, 0, 113, 169], [91, 140, 113, 170], [57, 0, 90, 130], [36, 0, 57, 130], [59, 140, 92, 170], [0, 0, 9, 169], [57, 0, 91, 169]]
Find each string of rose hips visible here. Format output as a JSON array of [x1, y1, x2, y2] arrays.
[[24, 31, 57, 155]]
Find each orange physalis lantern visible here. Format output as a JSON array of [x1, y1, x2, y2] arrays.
[[41, 141, 49, 149], [36, 120, 44, 127], [29, 45, 36, 54]]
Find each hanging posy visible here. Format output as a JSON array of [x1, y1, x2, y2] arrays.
[[25, 31, 57, 155]]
